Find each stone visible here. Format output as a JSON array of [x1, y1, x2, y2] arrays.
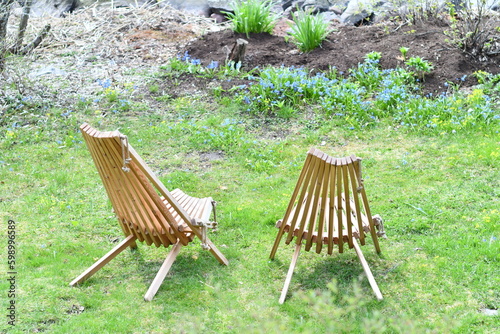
[[207, 0, 232, 12], [480, 308, 499, 316], [29, 66, 67, 77], [160, 0, 210, 17], [24, 0, 79, 17], [340, 0, 373, 25]]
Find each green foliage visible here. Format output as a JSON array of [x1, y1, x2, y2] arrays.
[[288, 9, 332, 53], [225, 0, 279, 37], [399, 46, 409, 60], [404, 56, 433, 80], [141, 50, 500, 134], [444, 0, 500, 56], [161, 52, 249, 80], [364, 51, 382, 63]]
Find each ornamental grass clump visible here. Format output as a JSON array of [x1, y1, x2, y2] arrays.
[[288, 9, 332, 52], [225, 0, 279, 37]]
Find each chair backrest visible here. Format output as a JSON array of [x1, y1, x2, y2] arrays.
[[277, 148, 381, 254], [80, 123, 198, 248]]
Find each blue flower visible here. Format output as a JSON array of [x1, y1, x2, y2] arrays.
[[97, 78, 111, 88], [207, 61, 219, 69], [181, 51, 190, 61]]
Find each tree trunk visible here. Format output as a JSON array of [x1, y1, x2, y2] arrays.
[[13, 0, 32, 53], [0, 0, 14, 71]]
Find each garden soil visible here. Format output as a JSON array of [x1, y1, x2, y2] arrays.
[[183, 19, 500, 96]]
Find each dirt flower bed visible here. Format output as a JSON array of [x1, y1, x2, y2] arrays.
[[2, 4, 499, 109]]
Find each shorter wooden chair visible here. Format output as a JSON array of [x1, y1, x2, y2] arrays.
[[270, 148, 386, 303], [70, 123, 228, 301]]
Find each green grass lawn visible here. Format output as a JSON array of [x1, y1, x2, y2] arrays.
[[1, 57, 499, 333]]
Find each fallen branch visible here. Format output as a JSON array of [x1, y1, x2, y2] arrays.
[[17, 24, 51, 55]]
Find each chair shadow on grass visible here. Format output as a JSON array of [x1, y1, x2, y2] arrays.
[[280, 249, 386, 300], [77, 240, 225, 298]]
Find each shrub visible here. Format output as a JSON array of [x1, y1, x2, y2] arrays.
[[288, 9, 332, 53], [225, 0, 279, 37], [444, 0, 500, 57]]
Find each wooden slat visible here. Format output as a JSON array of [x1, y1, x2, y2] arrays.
[[81, 127, 130, 239], [109, 137, 190, 246], [336, 159, 344, 253], [347, 155, 366, 245], [285, 149, 318, 244], [106, 136, 172, 244], [305, 152, 326, 251], [91, 129, 154, 245], [123, 142, 228, 264], [315, 155, 331, 254], [106, 137, 180, 242], [295, 150, 322, 245], [341, 157, 354, 249], [82, 127, 150, 244], [126, 144, 227, 264], [270, 148, 314, 259], [97, 135, 164, 246], [327, 157, 337, 254], [354, 158, 381, 254]]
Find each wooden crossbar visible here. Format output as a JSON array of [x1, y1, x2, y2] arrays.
[[270, 148, 384, 303], [70, 123, 228, 301]]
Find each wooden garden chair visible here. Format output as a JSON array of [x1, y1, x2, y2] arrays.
[[270, 148, 386, 303], [70, 123, 228, 301]]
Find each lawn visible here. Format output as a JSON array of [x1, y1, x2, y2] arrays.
[[1, 6, 500, 331], [1, 71, 499, 332]]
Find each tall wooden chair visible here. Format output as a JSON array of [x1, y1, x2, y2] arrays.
[[70, 123, 228, 301], [270, 148, 386, 303]]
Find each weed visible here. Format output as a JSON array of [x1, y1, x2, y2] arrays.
[[224, 0, 279, 37], [399, 46, 409, 60], [404, 56, 433, 80], [288, 8, 332, 53]]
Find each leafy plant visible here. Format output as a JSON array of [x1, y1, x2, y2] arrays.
[[405, 56, 433, 80], [288, 8, 332, 53], [225, 0, 279, 37], [474, 70, 500, 101], [444, 0, 500, 57], [364, 51, 382, 63], [399, 46, 409, 60]]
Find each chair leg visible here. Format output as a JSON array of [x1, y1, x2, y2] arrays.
[[352, 238, 383, 300], [279, 242, 302, 304], [204, 238, 229, 266], [70, 234, 137, 287], [144, 241, 183, 302]]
